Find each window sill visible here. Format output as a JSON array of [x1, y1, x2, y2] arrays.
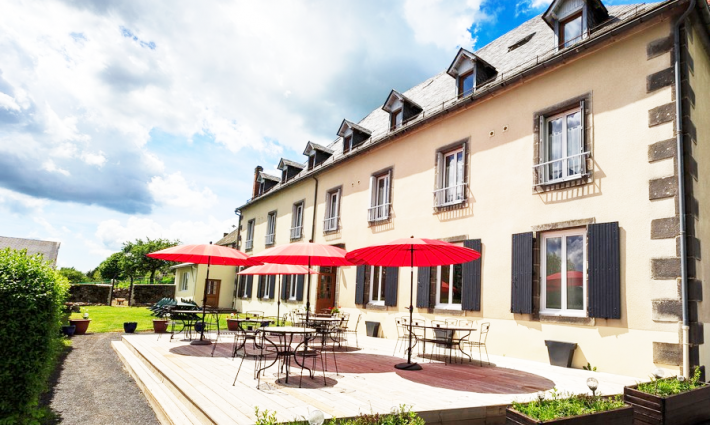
[[366, 303, 387, 311], [432, 308, 465, 316], [540, 314, 594, 326], [433, 199, 467, 213], [534, 173, 591, 193]]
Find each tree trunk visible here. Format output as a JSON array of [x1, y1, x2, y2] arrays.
[[128, 276, 134, 307], [150, 269, 155, 284]]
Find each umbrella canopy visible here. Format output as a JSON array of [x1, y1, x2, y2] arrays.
[[147, 243, 257, 345], [346, 237, 480, 371], [237, 263, 319, 275], [147, 243, 261, 266], [345, 237, 480, 267], [251, 241, 351, 266]]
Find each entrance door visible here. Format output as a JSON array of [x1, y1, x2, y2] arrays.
[[205, 279, 221, 307], [315, 267, 336, 314]]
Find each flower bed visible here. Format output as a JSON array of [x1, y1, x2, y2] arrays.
[[507, 391, 632, 424]]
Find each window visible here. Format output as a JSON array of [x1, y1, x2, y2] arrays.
[[559, 12, 583, 49], [343, 134, 353, 154], [265, 211, 276, 246], [431, 262, 463, 309], [245, 219, 255, 251], [390, 108, 403, 131], [258, 276, 271, 299], [366, 266, 387, 305], [236, 269, 248, 298], [180, 271, 190, 291], [458, 70, 474, 97], [541, 229, 586, 316], [287, 276, 298, 300], [434, 146, 466, 207], [291, 201, 304, 240], [537, 106, 585, 185], [324, 189, 340, 232], [308, 154, 316, 171], [369, 171, 391, 222]]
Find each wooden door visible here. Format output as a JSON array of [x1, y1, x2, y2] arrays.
[[315, 267, 336, 313], [205, 279, 221, 307]]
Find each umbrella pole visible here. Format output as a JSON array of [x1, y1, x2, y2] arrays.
[[192, 255, 212, 345], [395, 243, 421, 370], [277, 275, 282, 326]]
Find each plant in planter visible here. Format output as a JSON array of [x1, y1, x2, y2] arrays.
[[506, 388, 633, 424], [624, 367, 710, 425], [153, 313, 170, 333], [61, 325, 76, 337], [227, 313, 240, 331], [69, 308, 91, 335]]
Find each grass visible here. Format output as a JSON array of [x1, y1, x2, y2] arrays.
[[637, 367, 703, 397], [511, 391, 625, 422]]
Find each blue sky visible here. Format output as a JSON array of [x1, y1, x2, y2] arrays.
[[0, 0, 643, 272]]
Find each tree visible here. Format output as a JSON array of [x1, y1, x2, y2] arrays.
[[98, 252, 123, 282], [58, 267, 88, 284], [124, 238, 179, 284]]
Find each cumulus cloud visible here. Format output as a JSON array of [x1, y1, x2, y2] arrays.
[[516, 0, 552, 16], [148, 172, 218, 210], [0, 188, 48, 215], [404, 0, 487, 50]]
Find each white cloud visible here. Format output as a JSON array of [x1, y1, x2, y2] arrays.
[[403, 0, 486, 50], [0, 188, 48, 215], [148, 172, 217, 210], [0, 92, 20, 110], [42, 159, 70, 176], [80, 150, 106, 167]]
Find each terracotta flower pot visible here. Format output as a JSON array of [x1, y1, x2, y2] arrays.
[[153, 319, 170, 333], [69, 319, 91, 335], [227, 318, 240, 331]]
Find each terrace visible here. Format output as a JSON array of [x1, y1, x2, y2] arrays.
[[113, 332, 637, 424]]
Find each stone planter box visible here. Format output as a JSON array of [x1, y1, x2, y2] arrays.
[[506, 404, 633, 424], [624, 381, 710, 425]]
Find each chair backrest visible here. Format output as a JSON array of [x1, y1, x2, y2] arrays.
[[458, 319, 475, 328], [444, 318, 459, 326], [245, 310, 263, 319], [352, 313, 362, 330], [431, 320, 446, 328], [479, 322, 490, 344]]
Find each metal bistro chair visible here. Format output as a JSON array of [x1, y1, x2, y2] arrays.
[[465, 322, 490, 366], [341, 313, 361, 348], [393, 316, 408, 357], [232, 328, 277, 388], [245, 311, 264, 320]]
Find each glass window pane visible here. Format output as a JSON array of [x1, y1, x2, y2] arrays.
[[566, 235, 584, 310], [379, 267, 386, 301], [563, 16, 582, 47], [453, 263, 462, 305], [545, 237, 562, 309], [440, 265, 450, 304], [462, 73, 474, 96]]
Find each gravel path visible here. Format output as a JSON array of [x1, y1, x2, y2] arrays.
[[43, 333, 160, 425]]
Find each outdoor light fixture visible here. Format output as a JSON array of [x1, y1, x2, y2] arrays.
[[537, 391, 545, 402], [308, 409, 325, 425], [678, 375, 686, 382], [586, 377, 599, 397]]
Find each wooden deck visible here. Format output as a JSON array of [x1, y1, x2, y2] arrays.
[[114, 333, 638, 425]]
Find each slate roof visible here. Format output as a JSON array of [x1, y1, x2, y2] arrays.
[[259, 172, 281, 182], [241, 3, 665, 207], [0, 236, 61, 266], [303, 141, 334, 155], [216, 228, 240, 246], [278, 158, 305, 170], [338, 119, 372, 137]]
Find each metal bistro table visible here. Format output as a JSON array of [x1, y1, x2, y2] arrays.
[[169, 309, 202, 341], [307, 316, 343, 344], [410, 324, 474, 364], [230, 317, 271, 356], [256, 326, 317, 385]]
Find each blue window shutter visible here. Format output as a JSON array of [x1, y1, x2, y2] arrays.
[[462, 239, 482, 311], [588, 222, 621, 319], [268, 275, 276, 299], [246, 275, 253, 298], [296, 275, 304, 301], [355, 265, 366, 305], [281, 275, 289, 300], [384, 267, 398, 307], [416, 267, 431, 308], [511, 232, 534, 314]]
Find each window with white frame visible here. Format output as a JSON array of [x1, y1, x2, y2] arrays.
[[559, 11, 583, 49], [180, 271, 190, 291], [434, 145, 466, 207], [291, 201, 304, 240], [369, 171, 391, 222], [458, 70, 475, 97], [236, 268, 248, 298], [541, 228, 586, 316], [390, 108, 403, 131], [431, 262, 463, 309], [324, 189, 340, 232], [287, 275, 298, 300], [265, 211, 276, 245], [259, 276, 271, 299], [245, 219, 255, 251], [537, 106, 585, 185], [366, 266, 387, 305]]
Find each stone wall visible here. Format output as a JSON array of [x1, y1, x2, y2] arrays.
[[68, 284, 112, 305], [131, 284, 175, 306]]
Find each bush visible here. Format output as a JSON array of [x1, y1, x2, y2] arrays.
[[637, 367, 703, 397], [0, 248, 69, 423], [511, 390, 625, 421]]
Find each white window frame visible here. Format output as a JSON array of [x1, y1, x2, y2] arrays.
[[291, 202, 304, 240], [540, 228, 587, 317], [245, 219, 255, 251], [368, 171, 391, 222], [458, 69, 475, 97], [433, 263, 463, 310], [288, 275, 298, 300], [390, 108, 403, 131], [434, 146, 466, 207], [260, 276, 271, 300], [237, 269, 249, 299], [536, 106, 586, 185], [368, 266, 386, 305], [324, 189, 340, 232], [180, 271, 190, 291], [265, 211, 276, 245], [558, 10, 584, 50]]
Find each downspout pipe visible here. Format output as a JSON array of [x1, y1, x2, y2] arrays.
[[674, 0, 695, 379]]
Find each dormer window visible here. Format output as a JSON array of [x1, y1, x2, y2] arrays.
[[303, 141, 334, 171], [447, 48, 497, 98], [256, 172, 280, 195], [337, 119, 372, 154], [382, 90, 422, 132], [278, 158, 305, 183], [542, 0, 608, 52]]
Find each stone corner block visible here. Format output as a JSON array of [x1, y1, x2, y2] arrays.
[[651, 257, 681, 280], [649, 176, 678, 200], [652, 299, 682, 322], [653, 342, 682, 366]]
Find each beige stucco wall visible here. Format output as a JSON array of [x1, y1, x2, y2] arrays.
[[239, 18, 691, 378], [173, 263, 238, 309], [687, 19, 710, 370]]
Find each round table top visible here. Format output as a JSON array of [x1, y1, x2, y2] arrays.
[[169, 309, 202, 314], [308, 316, 342, 322], [262, 326, 316, 334]]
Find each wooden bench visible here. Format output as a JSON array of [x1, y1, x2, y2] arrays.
[[115, 298, 126, 305]]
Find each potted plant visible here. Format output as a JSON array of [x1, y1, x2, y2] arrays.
[[61, 324, 76, 337], [624, 367, 710, 425], [69, 308, 91, 335], [330, 306, 341, 315], [123, 322, 138, 333], [227, 313, 240, 331], [506, 387, 633, 424], [153, 313, 170, 333]]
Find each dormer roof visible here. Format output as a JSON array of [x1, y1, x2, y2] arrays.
[[446, 48, 497, 79], [542, 0, 608, 29], [337, 119, 372, 138], [303, 141, 334, 156], [381, 90, 423, 114], [257, 172, 281, 183], [278, 158, 305, 171]]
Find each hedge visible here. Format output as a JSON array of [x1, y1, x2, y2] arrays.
[[0, 248, 69, 423]]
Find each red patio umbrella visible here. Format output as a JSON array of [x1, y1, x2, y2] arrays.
[[346, 236, 480, 371], [147, 243, 260, 345], [251, 242, 351, 326], [238, 264, 319, 326]]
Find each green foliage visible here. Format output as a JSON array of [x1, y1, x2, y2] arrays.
[[121, 238, 179, 284], [58, 267, 88, 284], [0, 248, 69, 423], [98, 252, 124, 281], [511, 390, 625, 422], [252, 405, 424, 425], [637, 367, 703, 397], [583, 363, 597, 372]]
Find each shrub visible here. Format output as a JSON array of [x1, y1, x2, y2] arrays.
[[253, 405, 424, 425], [637, 367, 703, 397], [511, 390, 625, 422], [0, 248, 69, 423]]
